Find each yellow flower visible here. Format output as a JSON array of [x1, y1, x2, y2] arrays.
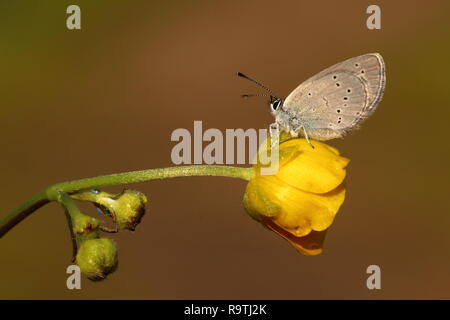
[[243, 136, 349, 255]]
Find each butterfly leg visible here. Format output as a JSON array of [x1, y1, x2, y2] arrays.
[[269, 122, 279, 133], [269, 122, 280, 148], [289, 130, 299, 138], [302, 126, 315, 149]]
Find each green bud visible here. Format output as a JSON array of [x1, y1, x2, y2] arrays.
[[72, 189, 148, 231], [58, 190, 100, 241], [72, 213, 100, 241], [110, 190, 147, 231], [76, 238, 118, 280]]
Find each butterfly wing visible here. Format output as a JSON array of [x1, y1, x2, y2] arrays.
[[282, 53, 385, 140]]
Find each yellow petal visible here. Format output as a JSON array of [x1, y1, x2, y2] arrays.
[[276, 139, 349, 194], [263, 216, 328, 256], [257, 176, 346, 237]]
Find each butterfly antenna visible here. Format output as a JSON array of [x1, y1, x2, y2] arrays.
[[236, 72, 275, 94], [241, 93, 272, 98]]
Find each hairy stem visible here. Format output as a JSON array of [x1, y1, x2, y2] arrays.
[[0, 165, 254, 238]]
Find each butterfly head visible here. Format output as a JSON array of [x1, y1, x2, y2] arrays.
[[269, 97, 283, 115], [236, 72, 284, 116]]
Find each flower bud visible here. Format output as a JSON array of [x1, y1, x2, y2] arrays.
[[76, 238, 118, 280], [58, 190, 100, 241], [72, 189, 148, 231], [72, 213, 100, 241], [107, 190, 147, 231]]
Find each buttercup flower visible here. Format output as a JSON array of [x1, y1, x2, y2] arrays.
[[243, 135, 349, 255], [75, 238, 118, 280]]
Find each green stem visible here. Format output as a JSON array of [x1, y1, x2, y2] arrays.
[[0, 191, 49, 238], [57, 192, 79, 262], [0, 165, 254, 238]]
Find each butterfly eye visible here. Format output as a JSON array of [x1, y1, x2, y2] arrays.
[[270, 99, 281, 111]]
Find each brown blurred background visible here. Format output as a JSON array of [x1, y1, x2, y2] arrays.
[[1, 0, 449, 299]]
